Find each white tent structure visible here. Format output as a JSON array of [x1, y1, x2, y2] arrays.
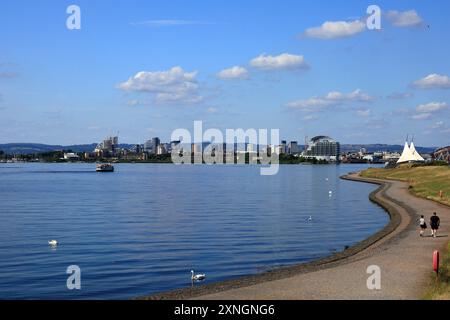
[[397, 137, 425, 164], [409, 141, 425, 162]]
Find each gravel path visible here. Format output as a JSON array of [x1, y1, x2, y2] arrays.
[[192, 173, 450, 300]]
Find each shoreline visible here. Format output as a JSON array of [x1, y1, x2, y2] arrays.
[[139, 172, 407, 300]]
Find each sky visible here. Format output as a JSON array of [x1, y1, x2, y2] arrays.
[[0, 0, 449, 147]]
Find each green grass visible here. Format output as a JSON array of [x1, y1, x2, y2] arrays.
[[361, 164, 450, 300], [361, 164, 450, 207], [424, 242, 450, 300]]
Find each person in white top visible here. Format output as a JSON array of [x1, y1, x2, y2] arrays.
[[419, 215, 427, 237]]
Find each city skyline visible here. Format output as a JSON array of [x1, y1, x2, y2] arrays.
[[1, 0, 450, 146]]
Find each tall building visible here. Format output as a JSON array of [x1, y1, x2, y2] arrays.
[[156, 144, 167, 155], [94, 136, 119, 157], [281, 140, 287, 154], [302, 136, 340, 162], [288, 141, 299, 155], [144, 137, 161, 154]]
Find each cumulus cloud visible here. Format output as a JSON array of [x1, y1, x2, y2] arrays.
[[412, 102, 448, 120], [250, 53, 308, 70], [412, 74, 450, 89], [416, 102, 448, 113], [386, 10, 423, 28], [303, 20, 365, 40], [117, 66, 202, 104], [431, 121, 445, 129], [356, 109, 371, 117], [206, 107, 219, 114], [302, 115, 319, 121], [216, 66, 248, 80], [387, 92, 413, 99], [127, 99, 140, 106], [287, 89, 375, 111], [412, 113, 431, 120]]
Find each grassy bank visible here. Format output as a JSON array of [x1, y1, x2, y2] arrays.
[[424, 242, 450, 300], [361, 164, 450, 207], [361, 164, 450, 300]]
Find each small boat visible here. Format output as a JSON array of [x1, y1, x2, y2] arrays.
[[96, 163, 114, 172], [48, 240, 58, 246]]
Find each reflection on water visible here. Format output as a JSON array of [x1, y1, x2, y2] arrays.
[[0, 163, 387, 299]]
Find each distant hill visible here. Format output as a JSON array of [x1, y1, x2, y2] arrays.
[[0, 143, 134, 154], [340, 144, 436, 154], [0, 143, 437, 155]]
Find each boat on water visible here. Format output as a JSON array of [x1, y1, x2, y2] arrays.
[[96, 163, 114, 172]]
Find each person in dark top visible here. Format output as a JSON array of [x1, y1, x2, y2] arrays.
[[430, 212, 440, 238]]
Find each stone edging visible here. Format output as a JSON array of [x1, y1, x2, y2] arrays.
[[138, 173, 405, 300]]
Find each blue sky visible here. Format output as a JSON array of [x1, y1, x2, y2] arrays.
[[0, 0, 449, 147]]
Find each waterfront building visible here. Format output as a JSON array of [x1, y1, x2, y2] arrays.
[[63, 153, 79, 160], [156, 144, 167, 155], [144, 137, 160, 154], [281, 140, 287, 154], [131, 144, 143, 154], [433, 146, 450, 163], [288, 141, 299, 155], [94, 136, 119, 157], [246, 143, 257, 154], [302, 136, 340, 162]]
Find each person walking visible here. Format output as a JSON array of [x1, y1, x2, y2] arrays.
[[430, 212, 440, 238], [419, 215, 427, 237]]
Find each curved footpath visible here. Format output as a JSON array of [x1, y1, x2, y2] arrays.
[[144, 173, 450, 300]]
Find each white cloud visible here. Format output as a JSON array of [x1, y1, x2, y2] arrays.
[[431, 121, 445, 129], [216, 66, 248, 80], [127, 99, 140, 106], [356, 109, 371, 117], [412, 102, 448, 120], [387, 92, 413, 99], [117, 66, 202, 104], [416, 102, 448, 113], [386, 10, 423, 28], [287, 89, 375, 111], [302, 115, 319, 121], [250, 53, 308, 70], [412, 113, 431, 120], [303, 20, 365, 40], [412, 74, 450, 89], [327, 89, 374, 102], [206, 107, 219, 114]]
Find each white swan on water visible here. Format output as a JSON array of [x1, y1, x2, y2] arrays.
[[191, 270, 206, 281]]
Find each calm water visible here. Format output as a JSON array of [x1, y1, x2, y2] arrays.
[[0, 163, 387, 299]]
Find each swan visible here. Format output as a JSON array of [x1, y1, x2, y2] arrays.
[[48, 240, 58, 246], [191, 270, 206, 281], [307, 216, 313, 221]]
